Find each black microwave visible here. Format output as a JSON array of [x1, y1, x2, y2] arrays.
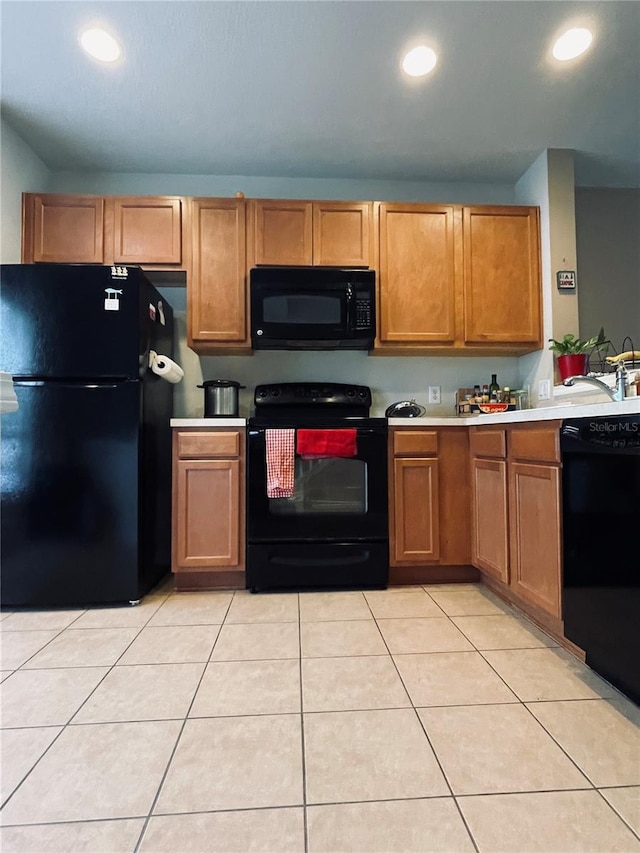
[[250, 266, 376, 350]]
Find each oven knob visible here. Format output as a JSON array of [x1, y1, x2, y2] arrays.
[[359, 389, 368, 398], [347, 388, 356, 397], [272, 388, 280, 397], [258, 389, 268, 398]]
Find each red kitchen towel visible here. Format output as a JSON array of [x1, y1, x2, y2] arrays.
[[296, 428, 357, 459], [265, 429, 295, 498]]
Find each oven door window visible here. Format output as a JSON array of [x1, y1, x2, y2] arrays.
[[270, 457, 367, 515]]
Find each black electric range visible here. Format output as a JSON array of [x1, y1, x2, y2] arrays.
[[246, 382, 389, 592]]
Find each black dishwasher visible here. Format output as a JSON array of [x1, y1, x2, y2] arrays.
[[561, 415, 640, 705]]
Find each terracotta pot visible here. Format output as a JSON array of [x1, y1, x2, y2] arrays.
[[557, 353, 589, 381]]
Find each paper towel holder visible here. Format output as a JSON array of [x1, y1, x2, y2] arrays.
[[149, 350, 184, 384]]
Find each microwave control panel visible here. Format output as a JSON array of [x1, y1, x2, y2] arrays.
[[355, 292, 373, 330]]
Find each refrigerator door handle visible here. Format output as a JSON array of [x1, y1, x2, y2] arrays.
[[12, 379, 129, 388]]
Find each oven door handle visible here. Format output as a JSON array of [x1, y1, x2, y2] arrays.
[[269, 553, 371, 568], [248, 428, 387, 436]]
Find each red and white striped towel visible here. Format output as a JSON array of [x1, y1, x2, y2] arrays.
[[265, 429, 295, 498]]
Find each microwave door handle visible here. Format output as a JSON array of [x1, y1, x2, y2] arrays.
[[345, 283, 354, 329]]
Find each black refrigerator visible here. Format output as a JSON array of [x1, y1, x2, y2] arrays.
[[1, 264, 175, 607]]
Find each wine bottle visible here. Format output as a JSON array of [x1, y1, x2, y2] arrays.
[[489, 374, 499, 402]]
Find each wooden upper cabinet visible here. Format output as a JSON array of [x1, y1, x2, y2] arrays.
[[312, 201, 372, 266], [248, 199, 373, 267], [463, 205, 541, 346], [250, 199, 313, 266], [378, 203, 458, 345], [26, 194, 105, 263], [375, 202, 541, 354], [23, 192, 186, 268], [113, 197, 182, 264], [189, 198, 249, 351]]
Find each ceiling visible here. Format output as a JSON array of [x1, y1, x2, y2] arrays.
[[2, 1, 639, 188]]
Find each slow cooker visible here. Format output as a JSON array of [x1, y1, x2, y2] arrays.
[[198, 379, 245, 417]]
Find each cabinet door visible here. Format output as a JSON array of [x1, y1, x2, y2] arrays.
[[29, 194, 105, 263], [391, 457, 440, 563], [312, 201, 372, 266], [463, 206, 541, 346], [378, 204, 458, 344], [113, 197, 182, 264], [189, 198, 249, 348], [174, 459, 241, 570], [509, 461, 561, 617], [471, 457, 509, 583], [250, 199, 313, 266]]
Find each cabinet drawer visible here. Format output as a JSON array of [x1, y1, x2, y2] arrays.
[[176, 430, 241, 459], [469, 428, 506, 458], [509, 425, 560, 463], [393, 430, 438, 456]]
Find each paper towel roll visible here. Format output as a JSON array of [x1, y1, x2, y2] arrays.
[[151, 353, 184, 384]]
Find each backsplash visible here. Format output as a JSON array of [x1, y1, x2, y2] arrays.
[[163, 299, 521, 420]]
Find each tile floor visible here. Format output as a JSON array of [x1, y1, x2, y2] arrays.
[[1, 581, 639, 852]]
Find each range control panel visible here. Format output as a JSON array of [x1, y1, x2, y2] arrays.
[[254, 382, 371, 409]]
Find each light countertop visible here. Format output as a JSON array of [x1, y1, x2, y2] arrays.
[[171, 398, 640, 429], [389, 397, 640, 426], [171, 418, 246, 427]]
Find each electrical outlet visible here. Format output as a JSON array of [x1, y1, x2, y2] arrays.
[[428, 385, 441, 405], [538, 379, 551, 401]]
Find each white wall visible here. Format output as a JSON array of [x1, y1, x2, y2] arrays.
[[0, 119, 50, 263], [157, 286, 520, 419], [48, 171, 519, 418], [5, 126, 636, 415], [514, 151, 553, 405], [48, 172, 515, 205], [575, 188, 640, 354], [514, 149, 579, 404], [0, 133, 544, 417]]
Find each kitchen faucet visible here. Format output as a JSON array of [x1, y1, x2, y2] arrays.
[[563, 361, 629, 402]]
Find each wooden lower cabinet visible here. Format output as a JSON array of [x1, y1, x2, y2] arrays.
[[470, 422, 562, 622], [389, 427, 476, 584], [172, 428, 245, 590], [471, 456, 509, 583], [393, 456, 440, 562]]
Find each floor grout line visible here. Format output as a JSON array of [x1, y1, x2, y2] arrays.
[[2, 581, 638, 851]]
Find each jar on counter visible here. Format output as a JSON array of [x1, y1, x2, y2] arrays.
[[513, 389, 529, 410]]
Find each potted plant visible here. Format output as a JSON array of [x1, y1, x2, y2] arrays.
[[548, 328, 606, 381]]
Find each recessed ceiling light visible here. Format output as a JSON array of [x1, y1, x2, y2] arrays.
[[402, 46, 437, 77], [80, 28, 121, 62], [552, 27, 593, 61]]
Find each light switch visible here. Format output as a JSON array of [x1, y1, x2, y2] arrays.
[[538, 379, 551, 400]]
